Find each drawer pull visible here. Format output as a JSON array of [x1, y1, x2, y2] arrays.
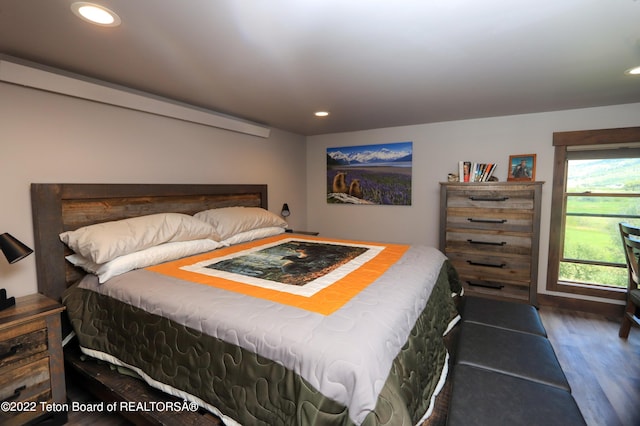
[[0, 344, 22, 360], [467, 218, 507, 224], [467, 260, 506, 268], [467, 239, 506, 246], [1, 385, 26, 403], [469, 196, 509, 202], [467, 281, 504, 289]]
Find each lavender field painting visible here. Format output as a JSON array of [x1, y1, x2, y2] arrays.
[[327, 142, 412, 205]]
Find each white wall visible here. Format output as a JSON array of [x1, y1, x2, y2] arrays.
[[306, 102, 640, 301], [0, 82, 306, 298], [3, 77, 638, 304]]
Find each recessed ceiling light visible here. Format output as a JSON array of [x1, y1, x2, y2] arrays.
[[315, 111, 330, 117], [625, 65, 640, 76], [71, 2, 121, 27]]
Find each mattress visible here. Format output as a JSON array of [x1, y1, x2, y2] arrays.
[[63, 235, 461, 425]]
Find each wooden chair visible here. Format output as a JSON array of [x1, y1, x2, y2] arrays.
[[619, 222, 640, 338]]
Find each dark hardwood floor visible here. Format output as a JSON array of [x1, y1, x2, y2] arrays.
[[64, 307, 640, 426], [540, 307, 640, 426]]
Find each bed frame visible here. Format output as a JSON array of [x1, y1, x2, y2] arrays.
[[30, 183, 451, 426], [30, 183, 267, 425]]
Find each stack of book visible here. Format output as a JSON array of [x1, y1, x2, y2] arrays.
[[458, 161, 496, 182]]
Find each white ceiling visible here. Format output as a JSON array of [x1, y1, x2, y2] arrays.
[[1, 0, 639, 136]]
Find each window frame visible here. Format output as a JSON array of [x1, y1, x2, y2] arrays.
[[547, 126, 640, 300]]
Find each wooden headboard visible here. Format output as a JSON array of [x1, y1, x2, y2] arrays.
[[31, 183, 268, 301]]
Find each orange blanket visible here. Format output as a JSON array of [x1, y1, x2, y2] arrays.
[[147, 234, 409, 315]]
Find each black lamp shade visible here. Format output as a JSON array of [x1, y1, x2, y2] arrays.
[[281, 203, 291, 217], [0, 233, 34, 264]]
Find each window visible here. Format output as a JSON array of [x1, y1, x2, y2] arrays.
[[548, 127, 640, 300], [561, 152, 640, 288]]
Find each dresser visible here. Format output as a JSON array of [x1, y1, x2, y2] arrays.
[[0, 294, 66, 425], [440, 182, 543, 305]]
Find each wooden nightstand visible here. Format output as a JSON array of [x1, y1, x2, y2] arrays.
[[0, 294, 66, 425]]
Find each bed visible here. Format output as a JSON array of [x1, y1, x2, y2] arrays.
[[30, 183, 461, 426]]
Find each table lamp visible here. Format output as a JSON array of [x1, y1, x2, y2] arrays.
[[281, 203, 290, 218], [0, 233, 34, 311]]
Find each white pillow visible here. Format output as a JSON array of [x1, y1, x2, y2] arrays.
[[60, 213, 220, 264], [66, 239, 221, 283], [220, 226, 286, 246], [194, 207, 287, 240]]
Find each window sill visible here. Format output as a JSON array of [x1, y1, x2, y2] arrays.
[[549, 281, 627, 301]]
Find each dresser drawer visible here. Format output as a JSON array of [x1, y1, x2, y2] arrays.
[[460, 280, 531, 302], [0, 320, 48, 369], [0, 357, 52, 425], [445, 188, 534, 210], [447, 252, 531, 284], [446, 207, 533, 233], [446, 230, 532, 256]]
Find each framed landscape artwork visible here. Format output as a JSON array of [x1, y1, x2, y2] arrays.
[[326, 141, 412, 205], [507, 154, 536, 181]]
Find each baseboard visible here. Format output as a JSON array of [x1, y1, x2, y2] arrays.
[[538, 293, 624, 319]]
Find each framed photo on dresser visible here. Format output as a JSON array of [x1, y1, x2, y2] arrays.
[[508, 154, 536, 181]]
